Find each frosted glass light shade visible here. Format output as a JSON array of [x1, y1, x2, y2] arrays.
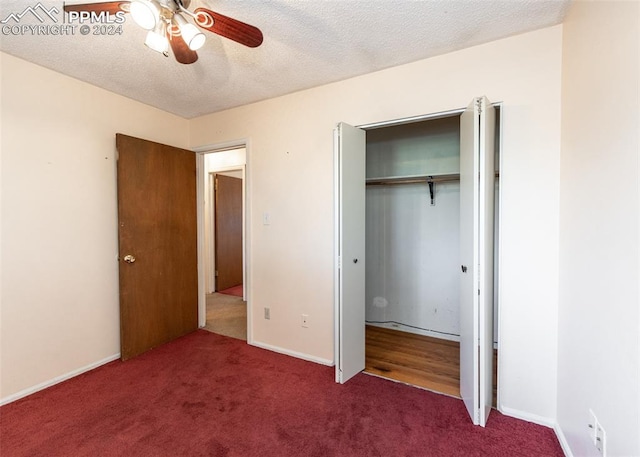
[[145, 21, 168, 53], [182, 23, 205, 50], [174, 14, 205, 51], [130, 0, 159, 30]]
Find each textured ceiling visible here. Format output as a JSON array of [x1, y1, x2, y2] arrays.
[[0, 0, 571, 119]]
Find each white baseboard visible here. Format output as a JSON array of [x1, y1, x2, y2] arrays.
[[554, 422, 574, 457], [366, 321, 461, 343], [250, 341, 334, 367], [500, 407, 572, 456], [0, 353, 120, 406], [499, 405, 556, 428]]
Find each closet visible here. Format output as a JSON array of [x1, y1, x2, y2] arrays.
[[365, 116, 462, 341], [335, 97, 499, 427]]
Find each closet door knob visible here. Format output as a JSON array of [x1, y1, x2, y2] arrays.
[[461, 265, 467, 273], [353, 259, 358, 263]]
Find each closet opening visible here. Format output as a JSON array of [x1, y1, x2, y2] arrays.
[[362, 107, 500, 406]]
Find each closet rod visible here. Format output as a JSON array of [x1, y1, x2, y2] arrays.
[[366, 174, 459, 206], [365, 173, 460, 186], [366, 172, 500, 206], [365, 171, 500, 187]]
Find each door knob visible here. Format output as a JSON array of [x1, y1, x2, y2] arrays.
[[353, 259, 358, 263], [461, 265, 467, 273], [124, 254, 136, 264]]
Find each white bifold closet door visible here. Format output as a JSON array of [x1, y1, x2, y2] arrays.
[[334, 96, 495, 427], [459, 96, 496, 426], [334, 122, 366, 384]]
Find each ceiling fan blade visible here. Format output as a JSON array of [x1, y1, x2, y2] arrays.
[[194, 8, 263, 48], [63, 1, 130, 14], [167, 26, 198, 65]]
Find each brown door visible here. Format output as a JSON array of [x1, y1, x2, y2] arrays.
[[116, 134, 198, 361], [214, 174, 243, 291]]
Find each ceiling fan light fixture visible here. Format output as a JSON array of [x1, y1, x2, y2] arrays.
[[145, 20, 168, 54], [174, 13, 206, 51], [130, 0, 160, 30], [183, 23, 206, 50]]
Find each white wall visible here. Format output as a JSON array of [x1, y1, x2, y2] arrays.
[[366, 182, 461, 339], [557, 2, 640, 456], [0, 52, 190, 401], [190, 26, 563, 422]]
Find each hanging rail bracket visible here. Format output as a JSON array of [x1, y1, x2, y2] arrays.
[[428, 180, 435, 206], [365, 172, 500, 207]]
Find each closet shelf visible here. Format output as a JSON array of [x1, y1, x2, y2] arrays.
[[366, 173, 459, 206], [365, 171, 500, 187], [365, 173, 460, 186], [366, 172, 499, 206]]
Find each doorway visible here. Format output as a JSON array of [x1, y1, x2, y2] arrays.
[[363, 111, 500, 404], [335, 97, 500, 426], [197, 146, 248, 341]]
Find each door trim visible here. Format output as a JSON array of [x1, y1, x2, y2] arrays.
[[358, 107, 466, 130], [194, 140, 251, 343]]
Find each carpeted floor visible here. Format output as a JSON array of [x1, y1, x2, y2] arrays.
[[204, 292, 247, 340], [218, 284, 243, 297], [0, 331, 563, 457]]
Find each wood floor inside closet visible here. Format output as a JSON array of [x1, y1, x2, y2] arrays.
[[365, 325, 497, 406]]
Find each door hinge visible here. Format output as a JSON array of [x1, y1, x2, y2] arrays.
[[214, 179, 218, 191], [337, 256, 342, 269], [215, 270, 219, 277], [476, 98, 483, 114]]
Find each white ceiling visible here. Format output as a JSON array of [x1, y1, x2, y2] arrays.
[[0, 0, 571, 119]]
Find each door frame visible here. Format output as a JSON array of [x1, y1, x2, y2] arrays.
[[334, 103, 503, 410], [194, 139, 251, 343]]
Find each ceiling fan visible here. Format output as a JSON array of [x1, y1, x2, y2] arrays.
[[63, 0, 263, 64]]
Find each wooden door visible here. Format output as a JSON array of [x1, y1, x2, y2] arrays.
[[459, 97, 496, 426], [214, 174, 243, 291], [116, 134, 198, 361], [334, 122, 367, 384]]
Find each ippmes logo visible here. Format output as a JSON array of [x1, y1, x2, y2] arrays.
[[65, 8, 126, 24], [0, 3, 59, 23], [0, 2, 125, 24], [1, 2, 127, 36]]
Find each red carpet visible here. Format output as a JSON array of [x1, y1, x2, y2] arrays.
[[0, 331, 563, 456], [218, 284, 243, 297]]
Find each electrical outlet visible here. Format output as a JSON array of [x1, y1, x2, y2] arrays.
[[301, 314, 309, 328], [264, 307, 270, 320], [595, 421, 606, 456]]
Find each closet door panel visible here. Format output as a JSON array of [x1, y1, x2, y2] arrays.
[[459, 99, 479, 424], [459, 97, 495, 427], [478, 97, 496, 425], [335, 122, 366, 384]]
